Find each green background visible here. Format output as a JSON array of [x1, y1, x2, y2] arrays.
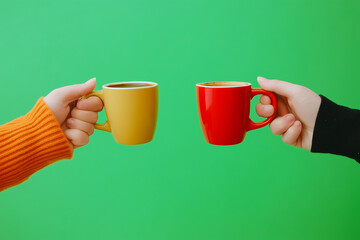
[[1, 0, 360, 239]]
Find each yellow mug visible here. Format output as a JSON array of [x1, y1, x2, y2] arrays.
[[85, 81, 158, 145]]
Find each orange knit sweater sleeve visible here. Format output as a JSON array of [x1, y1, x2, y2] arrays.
[[0, 98, 73, 192]]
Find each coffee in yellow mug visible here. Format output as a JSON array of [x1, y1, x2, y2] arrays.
[[84, 82, 158, 145]]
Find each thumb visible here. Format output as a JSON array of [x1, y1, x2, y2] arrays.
[[257, 76, 296, 98], [56, 78, 96, 104]]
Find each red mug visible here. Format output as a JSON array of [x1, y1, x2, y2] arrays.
[[196, 82, 278, 145]]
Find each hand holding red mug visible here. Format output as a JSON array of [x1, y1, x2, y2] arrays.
[[255, 77, 321, 150]]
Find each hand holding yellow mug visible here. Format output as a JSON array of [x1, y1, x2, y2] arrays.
[[84, 82, 158, 145]]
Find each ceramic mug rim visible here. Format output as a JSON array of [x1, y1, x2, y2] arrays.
[[103, 81, 158, 89], [196, 82, 251, 88]]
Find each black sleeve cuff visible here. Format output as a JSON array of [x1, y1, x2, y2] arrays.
[[311, 95, 360, 162]]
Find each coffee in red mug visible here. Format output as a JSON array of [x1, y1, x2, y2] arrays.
[[196, 82, 278, 145]]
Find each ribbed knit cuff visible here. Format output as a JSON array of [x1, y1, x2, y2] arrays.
[[0, 97, 73, 191], [311, 95, 360, 161]]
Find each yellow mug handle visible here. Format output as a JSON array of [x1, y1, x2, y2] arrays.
[[82, 90, 111, 132]]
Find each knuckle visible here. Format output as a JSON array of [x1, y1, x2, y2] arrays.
[[74, 131, 89, 146], [97, 104, 104, 112], [75, 99, 86, 107], [272, 129, 282, 136], [270, 125, 281, 135], [90, 97, 104, 111], [88, 126, 95, 135], [92, 113, 99, 122], [282, 136, 292, 145], [64, 129, 72, 138], [260, 95, 271, 104], [66, 118, 75, 128], [264, 105, 274, 115], [81, 122, 94, 135], [282, 132, 296, 145], [81, 135, 90, 145], [73, 130, 83, 139], [270, 121, 284, 135], [255, 103, 263, 112], [89, 96, 102, 104], [71, 108, 79, 116], [256, 104, 273, 118]]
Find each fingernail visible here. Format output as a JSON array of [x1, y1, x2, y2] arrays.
[[286, 114, 295, 121], [86, 78, 96, 84], [257, 76, 267, 84]]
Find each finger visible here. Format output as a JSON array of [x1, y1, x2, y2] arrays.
[[50, 78, 96, 104], [76, 96, 103, 112], [282, 120, 302, 146], [260, 95, 271, 105], [269, 114, 296, 135], [71, 108, 98, 123], [258, 95, 289, 117], [277, 96, 291, 116], [257, 76, 297, 98], [64, 129, 90, 147], [60, 123, 74, 151], [256, 103, 274, 118], [67, 118, 95, 136]]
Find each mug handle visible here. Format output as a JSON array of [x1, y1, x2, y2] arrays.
[[82, 90, 111, 132], [247, 89, 278, 131]]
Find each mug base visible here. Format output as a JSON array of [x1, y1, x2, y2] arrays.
[[114, 138, 154, 145]]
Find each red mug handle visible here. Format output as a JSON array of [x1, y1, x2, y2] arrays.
[[247, 89, 278, 131]]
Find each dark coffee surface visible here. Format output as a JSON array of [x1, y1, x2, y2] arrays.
[[108, 83, 153, 88]]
